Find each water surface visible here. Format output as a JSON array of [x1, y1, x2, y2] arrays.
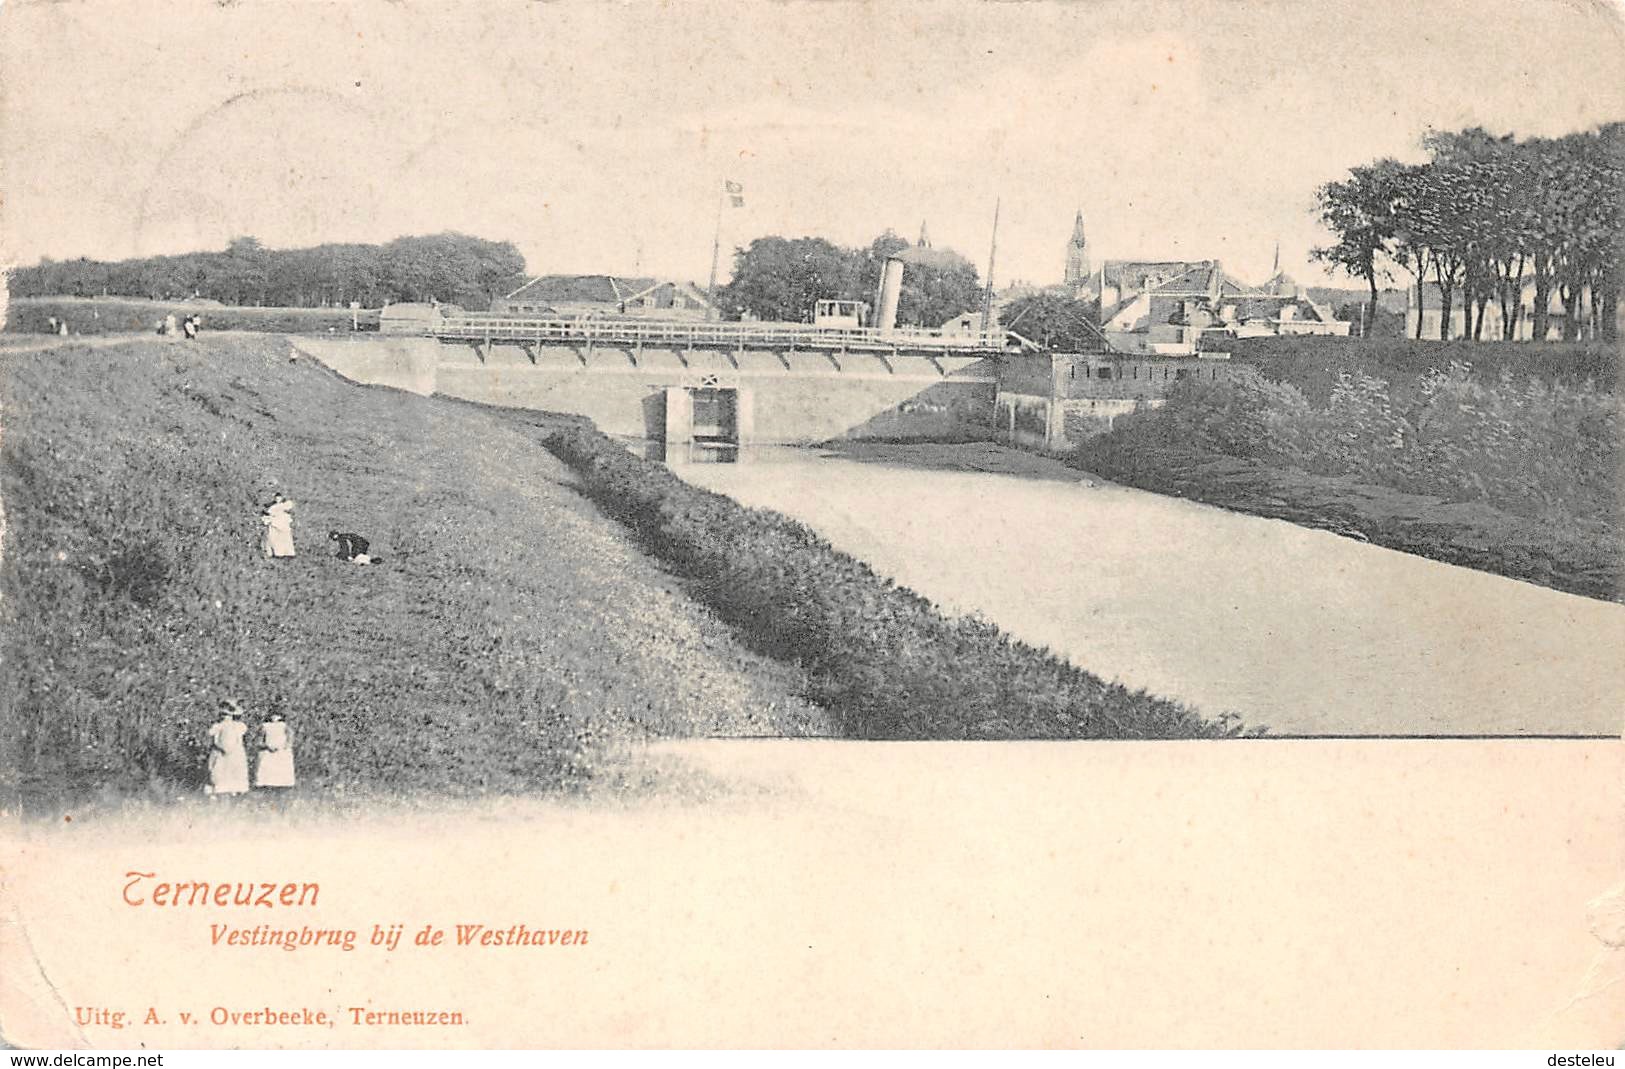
[[679, 452, 1625, 735]]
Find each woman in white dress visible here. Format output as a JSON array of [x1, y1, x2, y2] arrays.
[[261, 494, 297, 558], [254, 712, 296, 790], [206, 700, 250, 797]]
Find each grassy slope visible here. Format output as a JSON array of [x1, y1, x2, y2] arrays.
[[1075, 337, 1624, 601], [0, 335, 827, 809], [1073, 442, 1623, 601]]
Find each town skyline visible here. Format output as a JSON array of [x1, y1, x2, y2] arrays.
[[3, 0, 1623, 291]]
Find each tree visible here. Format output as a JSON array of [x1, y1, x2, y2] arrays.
[[1387, 164, 1435, 340], [1312, 159, 1402, 339], [1000, 293, 1103, 351], [5, 232, 528, 311], [853, 230, 912, 308], [1407, 160, 1473, 341], [1591, 123, 1623, 343], [1322, 121, 1624, 344], [849, 230, 981, 327], [717, 236, 857, 322], [222, 236, 270, 305], [718, 230, 981, 327], [893, 248, 981, 328], [1480, 135, 1538, 340], [1424, 128, 1529, 341], [1552, 127, 1622, 341]]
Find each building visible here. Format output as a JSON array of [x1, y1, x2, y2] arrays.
[[994, 350, 1232, 450], [1048, 217, 1351, 351], [1087, 259, 1350, 354], [939, 308, 998, 334], [491, 275, 715, 319]]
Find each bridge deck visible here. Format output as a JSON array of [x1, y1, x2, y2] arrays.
[[431, 316, 1018, 355]]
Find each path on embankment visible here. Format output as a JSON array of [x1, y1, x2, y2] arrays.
[[680, 447, 1625, 736]]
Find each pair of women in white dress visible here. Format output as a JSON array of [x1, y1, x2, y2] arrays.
[[206, 702, 296, 795]]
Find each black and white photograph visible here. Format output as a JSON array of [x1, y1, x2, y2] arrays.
[[0, 0, 1622, 1053]]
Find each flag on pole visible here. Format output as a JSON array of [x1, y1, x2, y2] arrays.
[[725, 179, 744, 207]]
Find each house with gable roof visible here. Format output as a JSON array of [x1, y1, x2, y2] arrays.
[[1053, 212, 1349, 353], [490, 274, 715, 320], [1086, 259, 1349, 354]]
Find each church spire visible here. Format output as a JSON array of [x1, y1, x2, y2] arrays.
[[1064, 209, 1090, 288], [918, 221, 931, 248], [1271, 240, 1280, 276]]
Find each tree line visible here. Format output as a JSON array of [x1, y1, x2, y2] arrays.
[[6, 233, 529, 312], [718, 231, 982, 327], [1314, 123, 1622, 342]]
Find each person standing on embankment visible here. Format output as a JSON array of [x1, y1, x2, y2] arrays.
[[261, 493, 297, 558], [205, 700, 250, 797], [254, 711, 296, 792]]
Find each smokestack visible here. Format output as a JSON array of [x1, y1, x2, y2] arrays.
[[878, 256, 905, 332]]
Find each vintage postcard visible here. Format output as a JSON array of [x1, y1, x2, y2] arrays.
[[1, 0, 1623, 1051]]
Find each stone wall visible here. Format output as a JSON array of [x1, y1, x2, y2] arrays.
[[1058, 398, 1158, 446], [1061, 356, 1226, 400], [290, 335, 440, 395]]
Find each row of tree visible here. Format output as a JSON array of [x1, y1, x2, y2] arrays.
[[717, 231, 983, 327], [1314, 123, 1622, 342], [7, 233, 529, 311]]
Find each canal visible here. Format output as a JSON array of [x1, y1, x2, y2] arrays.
[[677, 449, 1625, 736]]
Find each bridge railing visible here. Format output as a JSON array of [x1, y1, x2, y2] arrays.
[[430, 315, 1015, 353]]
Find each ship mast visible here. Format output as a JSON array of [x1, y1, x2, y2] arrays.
[[981, 197, 1001, 335]]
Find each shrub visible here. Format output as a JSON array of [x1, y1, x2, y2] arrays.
[[1091, 360, 1621, 529], [1205, 335, 1619, 404]]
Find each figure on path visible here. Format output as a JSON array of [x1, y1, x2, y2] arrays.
[[206, 700, 250, 797], [261, 493, 297, 558], [254, 711, 296, 791], [182, 315, 199, 340], [162, 313, 178, 337]]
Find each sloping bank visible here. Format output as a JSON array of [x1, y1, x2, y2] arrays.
[[0, 336, 830, 810], [495, 416, 1248, 740], [1069, 365, 1623, 603]]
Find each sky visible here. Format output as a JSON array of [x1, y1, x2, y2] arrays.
[[2, 0, 1623, 292]]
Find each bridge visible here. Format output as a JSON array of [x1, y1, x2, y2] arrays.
[[310, 310, 1177, 453], [429, 314, 1030, 365]]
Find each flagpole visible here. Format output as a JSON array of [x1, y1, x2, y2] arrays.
[[705, 182, 725, 322]]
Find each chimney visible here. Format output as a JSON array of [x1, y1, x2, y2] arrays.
[[878, 256, 906, 332]]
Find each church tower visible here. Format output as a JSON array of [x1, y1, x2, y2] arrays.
[[1063, 210, 1090, 289]]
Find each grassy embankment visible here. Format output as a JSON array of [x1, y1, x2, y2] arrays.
[[5, 295, 380, 335], [1073, 337, 1623, 601], [0, 335, 828, 811], [501, 415, 1243, 742], [2, 334, 1244, 810]]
